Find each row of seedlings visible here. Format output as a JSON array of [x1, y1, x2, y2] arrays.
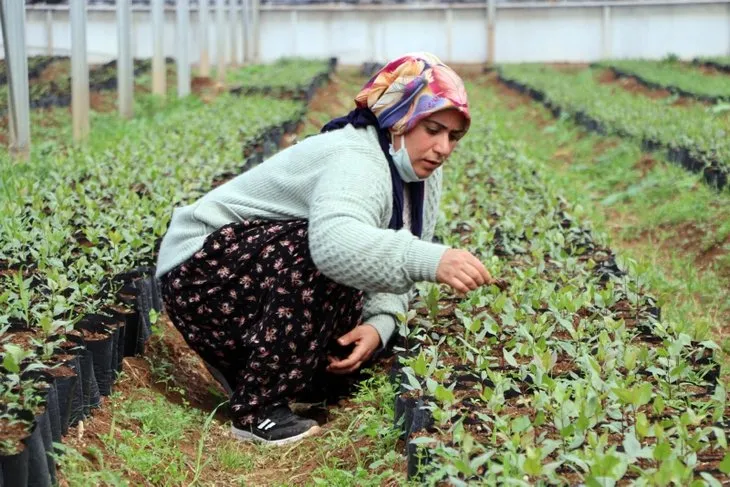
[[0, 59, 337, 486], [0, 55, 59, 86], [693, 57, 730, 74], [390, 105, 727, 484], [497, 64, 730, 191], [593, 60, 730, 104], [0, 57, 174, 117], [229, 57, 337, 101]]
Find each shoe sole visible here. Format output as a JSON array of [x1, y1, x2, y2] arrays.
[[230, 424, 322, 446]]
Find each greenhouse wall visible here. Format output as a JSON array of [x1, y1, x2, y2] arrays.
[[6, 1, 730, 64]]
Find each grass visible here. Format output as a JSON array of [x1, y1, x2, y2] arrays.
[[309, 375, 405, 486], [54, 443, 128, 486], [216, 442, 256, 471], [471, 74, 730, 356], [105, 392, 208, 485], [70, 370, 406, 485]]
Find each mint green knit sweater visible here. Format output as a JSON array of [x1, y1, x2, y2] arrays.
[[155, 124, 448, 346]]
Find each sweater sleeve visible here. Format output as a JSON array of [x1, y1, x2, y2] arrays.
[[362, 167, 445, 347], [308, 147, 448, 295], [361, 290, 410, 348]]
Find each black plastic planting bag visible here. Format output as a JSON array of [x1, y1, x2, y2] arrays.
[[103, 307, 128, 375], [76, 315, 116, 397], [121, 305, 141, 357], [149, 275, 163, 313], [134, 278, 155, 353], [76, 344, 101, 416], [0, 444, 29, 487], [0, 414, 51, 487], [35, 410, 56, 486], [406, 398, 434, 480], [54, 355, 81, 435], [25, 417, 51, 487], [19, 371, 61, 446], [113, 266, 158, 357], [43, 382, 61, 446], [394, 395, 417, 441]]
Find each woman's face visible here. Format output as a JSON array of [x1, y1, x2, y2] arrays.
[[392, 109, 467, 179]]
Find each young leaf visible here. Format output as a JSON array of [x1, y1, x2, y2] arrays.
[[653, 441, 672, 462], [434, 384, 455, 405], [636, 412, 649, 440], [412, 351, 428, 377], [523, 448, 543, 476], [512, 415, 531, 434], [634, 382, 653, 409], [503, 348, 518, 368], [719, 452, 730, 475], [409, 436, 437, 446]]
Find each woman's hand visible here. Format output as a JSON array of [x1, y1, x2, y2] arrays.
[[436, 248, 493, 294], [326, 324, 381, 375]]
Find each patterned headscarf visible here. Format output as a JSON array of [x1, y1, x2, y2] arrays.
[[355, 52, 470, 135], [321, 52, 469, 238]]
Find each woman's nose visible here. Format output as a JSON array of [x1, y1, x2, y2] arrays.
[[434, 133, 451, 157]]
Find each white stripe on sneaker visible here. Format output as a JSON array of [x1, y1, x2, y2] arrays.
[[231, 423, 321, 446], [264, 422, 276, 430], [257, 419, 271, 430]]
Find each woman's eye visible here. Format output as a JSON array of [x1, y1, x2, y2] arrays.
[[426, 127, 440, 135]]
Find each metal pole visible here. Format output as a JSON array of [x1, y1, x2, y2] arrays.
[[367, 14, 375, 61], [177, 0, 191, 96], [230, 0, 238, 67], [1, 0, 31, 160], [242, 0, 250, 63], [486, 0, 496, 65], [216, 0, 226, 83], [46, 9, 53, 56], [446, 8, 453, 63], [70, 0, 89, 141], [290, 10, 297, 58], [252, 0, 260, 63], [602, 5, 612, 60], [199, 0, 210, 76], [242, 0, 248, 64], [117, 0, 133, 119], [152, 0, 166, 95]]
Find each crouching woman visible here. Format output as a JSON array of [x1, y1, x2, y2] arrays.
[[155, 52, 494, 445]]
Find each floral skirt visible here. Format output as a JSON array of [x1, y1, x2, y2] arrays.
[[160, 219, 364, 425]]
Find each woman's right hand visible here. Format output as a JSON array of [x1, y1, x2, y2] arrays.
[[436, 249, 493, 294]]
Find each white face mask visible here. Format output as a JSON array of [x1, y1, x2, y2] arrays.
[[389, 135, 428, 183]]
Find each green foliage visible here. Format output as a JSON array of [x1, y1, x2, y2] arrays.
[[53, 443, 128, 487], [225, 58, 331, 91], [597, 58, 730, 100], [0, 60, 312, 446], [498, 63, 730, 176], [401, 77, 729, 485], [104, 393, 206, 485]]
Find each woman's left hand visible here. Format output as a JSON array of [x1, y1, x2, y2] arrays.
[[326, 324, 381, 375]]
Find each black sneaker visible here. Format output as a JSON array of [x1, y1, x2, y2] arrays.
[[231, 405, 321, 445]]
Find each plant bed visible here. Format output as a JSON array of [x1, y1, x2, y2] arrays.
[[594, 60, 730, 103], [497, 65, 730, 192], [228, 57, 336, 102], [0, 57, 171, 117], [389, 91, 729, 483], [0, 60, 330, 453], [692, 57, 730, 74]]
